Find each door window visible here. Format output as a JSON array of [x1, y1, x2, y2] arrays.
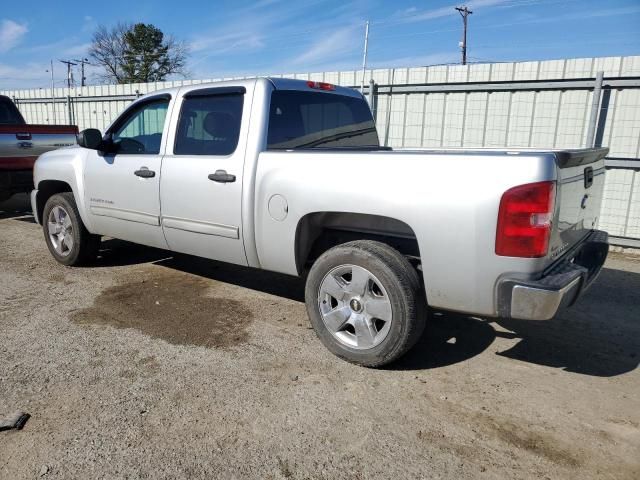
[[174, 94, 244, 156], [111, 98, 169, 154]]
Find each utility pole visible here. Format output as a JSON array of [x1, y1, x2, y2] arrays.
[[59, 60, 77, 124], [360, 20, 370, 94], [59, 59, 77, 88], [455, 5, 473, 65], [45, 60, 56, 123], [73, 58, 90, 87]]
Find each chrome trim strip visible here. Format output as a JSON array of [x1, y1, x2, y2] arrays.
[[161, 216, 239, 239], [89, 205, 160, 226]]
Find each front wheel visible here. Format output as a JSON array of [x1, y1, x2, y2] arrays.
[[42, 192, 100, 266], [305, 240, 426, 367]]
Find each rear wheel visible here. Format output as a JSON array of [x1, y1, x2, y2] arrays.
[[305, 240, 426, 367], [43, 192, 100, 266]]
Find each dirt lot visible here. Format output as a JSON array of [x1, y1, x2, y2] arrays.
[[1, 193, 639, 479]]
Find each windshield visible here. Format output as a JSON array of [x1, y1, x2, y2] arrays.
[[0, 97, 25, 125], [267, 90, 379, 149]]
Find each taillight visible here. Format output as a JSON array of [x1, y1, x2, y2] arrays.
[[495, 181, 556, 258], [306, 81, 335, 91]]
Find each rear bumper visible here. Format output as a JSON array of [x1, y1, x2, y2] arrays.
[[497, 230, 608, 320]]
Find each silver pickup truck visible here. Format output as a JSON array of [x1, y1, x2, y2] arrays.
[[31, 78, 609, 367]]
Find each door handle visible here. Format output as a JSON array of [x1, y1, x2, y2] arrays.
[[134, 167, 155, 178], [15, 132, 32, 140], [208, 170, 236, 183], [584, 166, 594, 189]]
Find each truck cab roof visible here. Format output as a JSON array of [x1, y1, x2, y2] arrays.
[[138, 77, 363, 101]]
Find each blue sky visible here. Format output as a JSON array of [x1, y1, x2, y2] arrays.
[[1, 0, 639, 90]]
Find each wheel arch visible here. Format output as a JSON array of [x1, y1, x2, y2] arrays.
[[35, 180, 73, 225], [294, 211, 421, 275]]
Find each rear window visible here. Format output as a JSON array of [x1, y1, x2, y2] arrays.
[[0, 97, 25, 125], [267, 91, 379, 149]]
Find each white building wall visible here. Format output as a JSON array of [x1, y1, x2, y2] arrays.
[[2, 55, 640, 243]]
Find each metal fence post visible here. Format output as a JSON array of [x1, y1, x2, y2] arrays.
[[368, 79, 377, 121], [383, 68, 396, 147], [586, 71, 604, 147], [67, 94, 73, 125]]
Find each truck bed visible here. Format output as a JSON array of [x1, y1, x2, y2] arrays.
[[0, 124, 77, 198], [0, 124, 78, 170], [393, 146, 608, 262]]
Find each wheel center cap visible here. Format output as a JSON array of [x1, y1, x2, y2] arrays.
[[349, 298, 363, 313]]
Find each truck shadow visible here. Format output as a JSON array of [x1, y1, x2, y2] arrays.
[[392, 312, 499, 371], [394, 267, 640, 377], [95, 238, 306, 301], [95, 239, 639, 377], [0, 193, 34, 221], [95, 239, 174, 267], [156, 251, 307, 302], [493, 266, 640, 377]]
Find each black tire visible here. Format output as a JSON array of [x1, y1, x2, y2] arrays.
[[305, 240, 426, 367], [42, 192, 100, 266]]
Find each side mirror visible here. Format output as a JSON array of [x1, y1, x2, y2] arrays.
[[77, 128, 103, 150]]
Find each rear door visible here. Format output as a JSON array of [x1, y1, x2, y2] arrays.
[[84, 95, 171, 249], [159, 87, 248, 266]]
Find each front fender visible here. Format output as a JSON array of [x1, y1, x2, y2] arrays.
[[33, 147, 94, 232]]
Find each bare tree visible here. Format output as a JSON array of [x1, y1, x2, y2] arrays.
[[89, 23, 189, 84], [88, 23, 130, 83], [161, 35, 189, 80]]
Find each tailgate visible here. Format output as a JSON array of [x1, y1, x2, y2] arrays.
[[548, 147, 608, 261], [0, 125, 77, 170]]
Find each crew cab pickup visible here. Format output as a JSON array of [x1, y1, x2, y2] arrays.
[[31, 78, 609, 367], [0, 95, 77, 201]]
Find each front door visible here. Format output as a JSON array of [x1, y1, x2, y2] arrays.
[[84, 96, 171, 249], [160, 87, 248, 265]]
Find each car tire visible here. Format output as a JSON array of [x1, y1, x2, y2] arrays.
[[42, 192, 100, 266], [305, 240, 426, 367]]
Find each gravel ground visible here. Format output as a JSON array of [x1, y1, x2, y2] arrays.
[[1, 193, 639, 480]]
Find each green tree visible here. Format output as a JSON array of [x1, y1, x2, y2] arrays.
[[89, 23, 188, 84]]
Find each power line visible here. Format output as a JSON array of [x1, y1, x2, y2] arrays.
[[455, 5, 473, 66]]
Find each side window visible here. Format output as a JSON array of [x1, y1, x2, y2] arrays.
[[174, 94, 243, 156], [111, 99, 169, 154]]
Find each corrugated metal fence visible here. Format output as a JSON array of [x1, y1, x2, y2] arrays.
[[3, 55, 640, 247]]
